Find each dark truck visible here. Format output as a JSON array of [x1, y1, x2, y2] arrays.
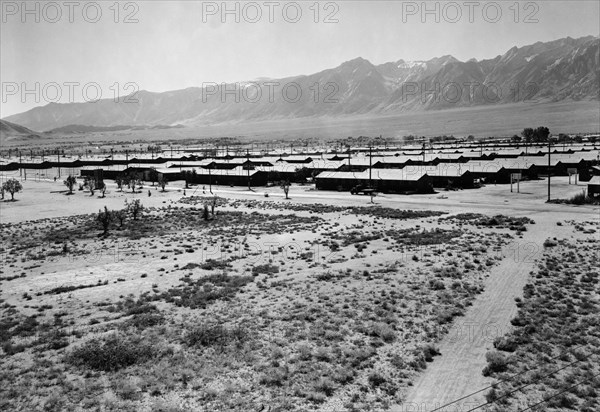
[[350, 185, 377, 196]]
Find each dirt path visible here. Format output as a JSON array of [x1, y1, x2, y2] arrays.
[[393, 215, 565, 412]]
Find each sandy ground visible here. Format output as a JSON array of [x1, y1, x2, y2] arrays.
[[1, 174, 597, 225], [1, 175, 598, 411], [393, 216, 586, 412], [385, 182, 597, 411]]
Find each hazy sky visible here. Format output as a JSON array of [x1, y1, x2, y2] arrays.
[[1, 0, 599, 116]]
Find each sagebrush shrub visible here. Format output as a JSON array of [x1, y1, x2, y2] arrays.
[[67, 333, 158, 371]]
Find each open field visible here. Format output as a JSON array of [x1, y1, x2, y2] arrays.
[[0, 173, 598, 411]]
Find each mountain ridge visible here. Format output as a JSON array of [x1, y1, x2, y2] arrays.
[[0, 120, 43, 140], [4, 35, 599, 131]]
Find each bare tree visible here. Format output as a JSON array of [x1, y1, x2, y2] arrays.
[[280, 180, 290, 199], [125, 199, 144, 220]]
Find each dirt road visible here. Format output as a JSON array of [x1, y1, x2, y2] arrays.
[[392, 212, 591, 412]]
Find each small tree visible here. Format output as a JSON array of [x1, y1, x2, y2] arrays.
[[534, 126, 550, 143], [211, 196, 218, 216], [115, 175, 124, 192], [125, 173, 140, 193], [521, 128, 535, 143], [97, 206, 112, 236], [280, 180, 290, 199], [158, 175, 167, 192], [2, 179, 23, 201], [125, 199, 144, 220], [149, 168, 158, 186], [114, 209, 126, 228], [84, 177, 96, 196], [131, 173, 141, 193], [182, 171, 191, 189], [64, 175, 77, 194], [99, 181, 107, 198], [123, 175, 130, 190]]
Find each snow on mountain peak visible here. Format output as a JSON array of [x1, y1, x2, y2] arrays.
[[525, 54, 538, 62], [397, 61, 427, 69]]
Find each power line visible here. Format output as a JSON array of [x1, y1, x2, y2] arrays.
[[464, 349, 598, 412], [518, 371, 600, 412], [427, 344, 595, 412]]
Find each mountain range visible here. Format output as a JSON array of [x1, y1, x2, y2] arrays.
[[4, 35, 599, 132], [0, 120, 42, 140]]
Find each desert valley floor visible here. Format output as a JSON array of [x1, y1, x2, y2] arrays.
[[0, 177, 598, 412]]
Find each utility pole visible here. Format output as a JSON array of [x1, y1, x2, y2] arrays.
[[247, 149, 251, 190], [348, 144, 351, 170], [57, 151, 61, 179], [19, 150, 22, 178], [369, 141, 373, 188], [547, 138, 551, 202], [369, 139, 377, 204]]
